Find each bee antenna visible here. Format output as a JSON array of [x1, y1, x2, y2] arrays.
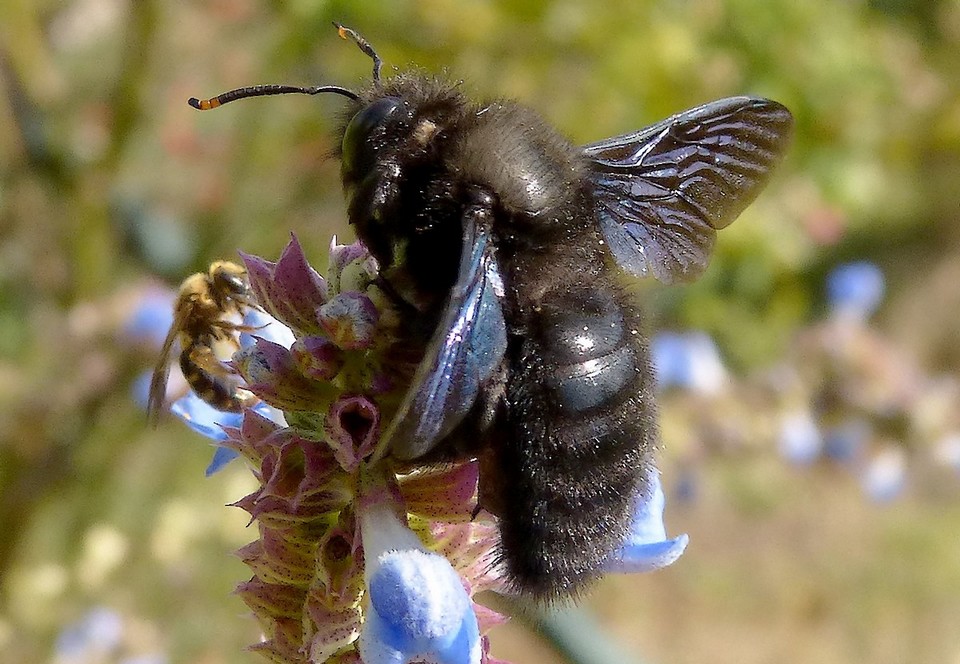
[[187, 84, 359, 110], [333, 22, 382, 86], [187, 24, 382, 111]]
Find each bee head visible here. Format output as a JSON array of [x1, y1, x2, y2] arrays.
[[337, 76, 469, 293], [339, 76, 460, 192], [340, 96, 404, 197], [208, 260, 249, 303], [187, 24, 464, 297]]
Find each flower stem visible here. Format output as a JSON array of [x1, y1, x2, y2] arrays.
[[529, 604, 651, 664]]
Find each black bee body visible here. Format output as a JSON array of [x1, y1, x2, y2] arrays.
[[188, 25, 793, 599], [340, 77, 658, 595]]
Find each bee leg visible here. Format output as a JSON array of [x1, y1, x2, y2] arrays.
[[208, 319, 265, 349], [211, 319, 263, 334]]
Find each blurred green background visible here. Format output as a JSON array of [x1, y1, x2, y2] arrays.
[[2, 1, 959, 662]]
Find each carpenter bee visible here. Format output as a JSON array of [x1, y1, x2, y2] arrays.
[[188, 24, 793, 598], [148, 260, 258, 425]]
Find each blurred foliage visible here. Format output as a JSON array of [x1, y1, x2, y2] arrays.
[[1, 1, 959, 663]]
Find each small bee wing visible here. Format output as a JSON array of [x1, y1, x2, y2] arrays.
[[146, 310, 186, 426], [384, 218, 508, 461], [584, 97, 793, 284]]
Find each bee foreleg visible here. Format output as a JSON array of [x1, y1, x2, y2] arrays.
[[208, 319, 265, 347]]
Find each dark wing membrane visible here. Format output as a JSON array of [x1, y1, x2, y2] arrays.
[[384, 220, 508, 461], [584, 97, 793, 284]]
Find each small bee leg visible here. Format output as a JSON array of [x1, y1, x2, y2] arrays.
[[209, 319, 264, 349], [211, 319, 262, 334]]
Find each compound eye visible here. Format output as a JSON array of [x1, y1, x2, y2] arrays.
[[341, 97, 401, 180], [211, 264, 248, 297]]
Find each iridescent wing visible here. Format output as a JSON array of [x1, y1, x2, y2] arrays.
[[584, 97, 793, 284], [384, 217, 508, 461]]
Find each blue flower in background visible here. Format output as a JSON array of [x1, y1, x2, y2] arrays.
[[55, 606, 168, 664], [823, 419, 870, 464], [124, 287, 175, 348], [861, 448, 906, 503], [778, 409, 823, 465], [826, 261, 885, 319], [652, 331, 728, 394], [56, 607, 123, 660]]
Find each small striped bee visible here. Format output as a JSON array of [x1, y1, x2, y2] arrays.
[[147, 260, 258, 424]]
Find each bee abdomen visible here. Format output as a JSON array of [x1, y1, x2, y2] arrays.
[[539, 287, 640, 417], [180, 343, 255, 413], [497, 282, 657, 597]]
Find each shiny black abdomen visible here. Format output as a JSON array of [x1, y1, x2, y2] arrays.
[[492, 238, 658, 597]]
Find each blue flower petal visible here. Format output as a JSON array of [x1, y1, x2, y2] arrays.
[[170, 394, 242, 441], [170, 395, 279, 474], [242, 308, 296, 348], [778, 410, 823, 465], [358, 499, 482, 664], [125, 289, 175, 348], [609, 534, 690, 574], [651, 331, 726, 393], [55, 606, 124, 658], [605, 471, 688, 574], [826, 261, 885, 319], [651, 332, 687, 390], [205, 447, 241, 476], [823, 419, 869, 463], [360, 549, 480, 664], [861, 448, 906, 503]]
